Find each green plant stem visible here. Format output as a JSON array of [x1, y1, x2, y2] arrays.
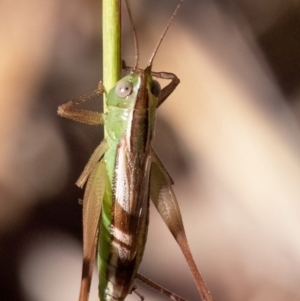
[[102, 0, 122, 115]]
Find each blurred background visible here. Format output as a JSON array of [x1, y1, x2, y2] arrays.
[[1, 0, 300, 300]]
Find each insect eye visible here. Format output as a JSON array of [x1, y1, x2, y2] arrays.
[[115, 80, 133, 98], [151, 80, 161, 97]]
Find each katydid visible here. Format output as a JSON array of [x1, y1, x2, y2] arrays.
[[57, 1, 214, 301]]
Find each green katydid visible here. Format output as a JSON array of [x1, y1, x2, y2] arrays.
[[57, 1, 214, 301]]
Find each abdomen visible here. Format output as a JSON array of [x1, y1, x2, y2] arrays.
[[98, 145, 151, 301]]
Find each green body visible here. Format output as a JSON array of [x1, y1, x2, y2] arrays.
[[98, 68, 158, 300]]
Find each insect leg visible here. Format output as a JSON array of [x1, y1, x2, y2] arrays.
[[151, 149, 174, 185], [151, 71, 180, 107], [136, 273, 191, 301], [76, 140, 109, 188], [150, 157, 214, 301], [57, 81, 105, 125], [132, 284, 145, 301], [79, 160, 107, 301]]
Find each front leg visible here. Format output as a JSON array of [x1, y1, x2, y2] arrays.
[[151, 71, 180, 107], [57, 81, 105, 125]]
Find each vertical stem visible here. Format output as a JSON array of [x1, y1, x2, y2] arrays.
[[102, 0, 122, 114]]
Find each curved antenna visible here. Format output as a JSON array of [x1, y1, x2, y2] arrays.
[[125, 0, 139, 69], [148, 0, 183, 68]]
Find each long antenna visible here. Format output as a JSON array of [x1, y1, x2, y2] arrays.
[[148, 0, 183, 67], [125, 0, 139, 69]]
